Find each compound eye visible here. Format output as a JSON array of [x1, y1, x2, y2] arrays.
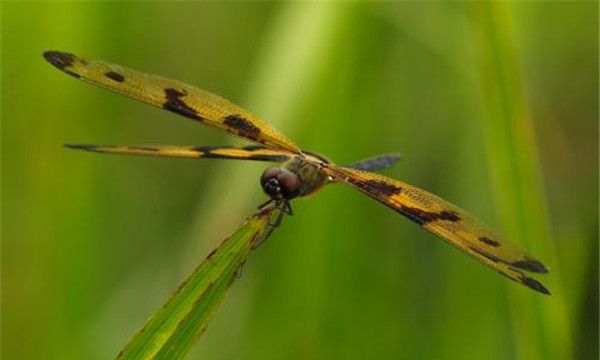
[[276, 171, 300, 199], [261, 167, 284, 198], [264, 179, 280, 197], [261, 167, 281, 184]]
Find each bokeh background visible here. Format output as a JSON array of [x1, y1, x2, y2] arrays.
[[2, 2, 598, 359]]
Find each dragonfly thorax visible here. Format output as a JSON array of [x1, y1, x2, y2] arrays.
[[261, 156, 330, 201]]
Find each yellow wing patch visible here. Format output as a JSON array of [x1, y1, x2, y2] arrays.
[[43, 51, 301, 154], [65, 144, 292, 162], [324, 165, 550, 295]]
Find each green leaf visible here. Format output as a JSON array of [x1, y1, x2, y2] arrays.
[[115, 203, 279, 360]]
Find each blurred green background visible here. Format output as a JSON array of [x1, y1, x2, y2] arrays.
[[2, 2, 597, 359]]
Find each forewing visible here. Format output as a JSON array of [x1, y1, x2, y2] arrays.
[[43, 51, 301, 154], [324, 166, 550, 295], [65, 144, 291, 162]]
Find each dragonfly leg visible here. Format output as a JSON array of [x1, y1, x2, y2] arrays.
[[252, 201, 289, 250], [281, 200, 293, 216]]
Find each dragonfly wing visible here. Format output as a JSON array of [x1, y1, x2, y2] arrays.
[[43, 51, 301, 154], [346, 153, 401, 172], [65, 144, 292, 162], [323, 165, 550, 295]]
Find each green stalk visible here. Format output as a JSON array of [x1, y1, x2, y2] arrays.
[[474, 2, 572, 360], [115, 204, 278, 360]]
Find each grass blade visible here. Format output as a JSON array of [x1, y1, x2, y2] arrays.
[[474, 2, 572, 360], [115, 203, 279, 360]]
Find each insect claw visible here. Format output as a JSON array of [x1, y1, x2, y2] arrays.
[[283, 201, 293, 216], [252, 201, 288, 250]]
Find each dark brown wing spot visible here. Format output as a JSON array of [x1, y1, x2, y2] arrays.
[[43, 51, 75, 69], [189, 145, 213, 155], [247, 154, 290, 162], [223, 114, 261, 140], [190, 146, 288, 161], [191, 146, 221, 159], [105, 71, 125, 82], [512, 258, 548, 273], [399, 206, 461, 225], [349, 178, 402, 196], [43, 51, 80, 78], [519, 275, 551, 295], [469, 246, 501, 263], [242, 145, 268, 151], [163, 88, 202, 121], [479, 236, 500, 247], [439, 211, 461, 222]]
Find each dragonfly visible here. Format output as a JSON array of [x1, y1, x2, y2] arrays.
[[44, 50, 550, 295]]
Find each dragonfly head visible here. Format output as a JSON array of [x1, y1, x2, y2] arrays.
[[261, 167, 300, 200]]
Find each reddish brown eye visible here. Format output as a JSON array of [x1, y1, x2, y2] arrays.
[[276, 171, 300, 199], [260, 167, 284, 199], [260, 167, 281, 185], [260, 167, 301, 200]]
